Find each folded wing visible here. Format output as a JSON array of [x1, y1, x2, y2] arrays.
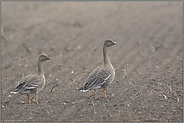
[[12, 74, 41, 94], [80, 67, 111, 91]]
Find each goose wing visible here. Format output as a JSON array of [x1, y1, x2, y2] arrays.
[[13, 74, 41, 93], [83, 67, 111, 90]]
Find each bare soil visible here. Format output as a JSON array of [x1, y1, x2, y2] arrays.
[[1, 1, 183, 122]]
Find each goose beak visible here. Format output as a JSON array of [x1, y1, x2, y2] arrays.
[[47, 57, 52, 60], [113, 41, 116, 45]]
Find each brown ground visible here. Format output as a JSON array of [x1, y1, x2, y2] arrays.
[[1, 1, 183, 122]]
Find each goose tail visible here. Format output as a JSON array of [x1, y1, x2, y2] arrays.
[[78, 86, 89, 92]]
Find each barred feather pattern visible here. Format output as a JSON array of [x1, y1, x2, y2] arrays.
[[79, 67, 112, 92], [11, 74, 42, 94]]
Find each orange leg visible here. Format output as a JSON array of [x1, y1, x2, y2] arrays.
[[94, 90, 98, 99], [27, 95, 31, 104], [103, 90, 107, 98], [36, 95, 39, 104]]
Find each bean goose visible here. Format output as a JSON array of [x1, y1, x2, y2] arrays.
[[11, 54, 51, 104], [79, 40, 116, 99]]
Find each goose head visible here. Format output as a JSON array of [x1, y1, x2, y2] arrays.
[[104, 39, 116, 47], [38, 55, 52, 62]]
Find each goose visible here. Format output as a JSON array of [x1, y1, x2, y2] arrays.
[[11, 54, 51, 104], [79, 40, 116, 99]]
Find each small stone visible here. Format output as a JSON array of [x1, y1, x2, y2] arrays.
[[160, 105, 164, 108], [77, 46, 81, 49]]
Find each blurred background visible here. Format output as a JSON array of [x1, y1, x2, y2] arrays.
[[1, 1, 182, 122]]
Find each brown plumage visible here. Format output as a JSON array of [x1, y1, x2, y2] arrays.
[[79, 39, 116, 99], [11, 54, 52, 104]]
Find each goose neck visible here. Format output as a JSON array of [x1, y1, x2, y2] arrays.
[[103, 45, 110, 65], [38, 61, 44, 75]]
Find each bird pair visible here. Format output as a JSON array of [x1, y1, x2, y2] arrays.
[[11, 40, 116, 104]]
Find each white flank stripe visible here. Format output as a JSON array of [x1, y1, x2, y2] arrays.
[[105, 74, 111, 81], [80, 89, 89, 92], [26, 87, 37, 89]]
